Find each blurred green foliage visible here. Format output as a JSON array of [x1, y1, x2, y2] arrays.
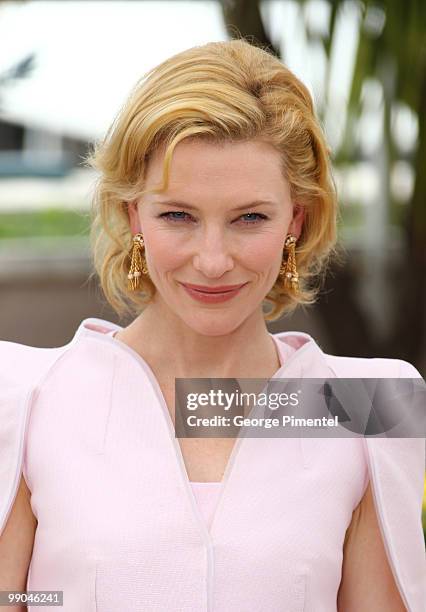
[[0, 208, 90, 239]]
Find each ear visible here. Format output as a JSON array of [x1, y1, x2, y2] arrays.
[[127, 200, 142, 235], [288, 203, 305, 239]]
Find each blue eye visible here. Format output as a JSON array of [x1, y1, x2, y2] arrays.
[[158, 211, 269, 225], [239, 213, 268, 225], [159, 211, 193, 223]]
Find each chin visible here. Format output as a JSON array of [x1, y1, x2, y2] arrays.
[[182, 312, 244, 337]]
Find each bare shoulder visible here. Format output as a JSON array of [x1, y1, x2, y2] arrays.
[[337, 480, 406, 611], [0, 474, 37, 592]]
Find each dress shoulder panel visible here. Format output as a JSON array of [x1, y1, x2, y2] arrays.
[[0, 339, 74, 538], [0, 339, 72, 390], [324, 352, 425, 610], [324, 352, 424, 379]]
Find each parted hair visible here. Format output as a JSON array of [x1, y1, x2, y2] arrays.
[[85, 38, 340, 322]]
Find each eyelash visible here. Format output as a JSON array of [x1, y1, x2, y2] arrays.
[[158, 211, 269, 225]]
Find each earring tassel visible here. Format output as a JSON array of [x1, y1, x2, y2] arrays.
[[280, 235, 299, 292], [127, 236, 144, 290]]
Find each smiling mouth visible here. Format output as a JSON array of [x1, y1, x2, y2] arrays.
[[179, 282, 248, 303], [181, 283, 247, 294], [192, 288, 238, 294]]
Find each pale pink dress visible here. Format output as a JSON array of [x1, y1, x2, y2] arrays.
[[106, 328, 296, 531], [1, 317, 424, 611]]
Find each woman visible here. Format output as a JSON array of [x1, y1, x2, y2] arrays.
[[0, 39, 424, 612]]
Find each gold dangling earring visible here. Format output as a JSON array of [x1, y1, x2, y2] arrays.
[[279, 234, 299, 293], [127, 233, 148, 291]]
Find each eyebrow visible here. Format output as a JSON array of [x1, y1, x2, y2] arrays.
[[153, 199, 277, 212]]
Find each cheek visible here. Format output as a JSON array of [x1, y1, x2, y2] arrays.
[[144, 228, 284, 272], [239, 235, 283, 271], [145, 233, 187, 270]]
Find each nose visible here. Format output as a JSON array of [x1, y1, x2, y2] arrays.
[[192, 227, 235, 277]]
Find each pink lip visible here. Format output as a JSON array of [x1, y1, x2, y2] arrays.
[[180, 282, 248, 304], [181, 282, 247, 293]]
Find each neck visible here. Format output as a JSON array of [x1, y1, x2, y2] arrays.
[[119, 302, 282, 379]]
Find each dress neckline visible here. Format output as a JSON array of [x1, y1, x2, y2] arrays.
[[105, 327, 284, 487], [75, 316, 337, 541], [190, 481, 223, 485]]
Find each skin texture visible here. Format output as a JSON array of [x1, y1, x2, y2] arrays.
[[337, 481, 406, 611], [0, 474, 37, 612], [126, 138, 304, 380]]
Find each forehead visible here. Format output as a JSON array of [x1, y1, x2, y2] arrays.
[[144, 138, 289, 198]]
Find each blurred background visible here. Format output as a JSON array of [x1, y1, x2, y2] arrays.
[[0, 0, 425, 376]]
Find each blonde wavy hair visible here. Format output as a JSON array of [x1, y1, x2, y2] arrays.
[[85, 38, 341, 322]]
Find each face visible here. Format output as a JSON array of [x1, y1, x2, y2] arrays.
[[128, 138, 304, 336]]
